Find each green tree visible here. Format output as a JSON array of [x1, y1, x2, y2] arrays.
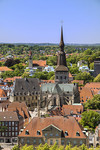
[[84, 95, 100, 110], [11, 145, 19, 150], [80, 110, 100, 131], [94, 74, 100, 82], [75, 72, 93, 84]]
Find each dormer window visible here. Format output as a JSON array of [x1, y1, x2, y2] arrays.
[[25, 130, 29, 135], [65, 131, 68, 136], [37, 130, 41, 135], [76, 131, 80, 136]]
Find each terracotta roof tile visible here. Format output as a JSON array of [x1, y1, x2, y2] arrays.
[[72, 80, 84, 85], [19, 116, 86, 139], [79, 87, 93, 103], [4, 76, 21, 82], [33, 60, 46, 67], [0, 89, 7, 97], [0, 111, 19, 121], [0, 67, 13, 72]]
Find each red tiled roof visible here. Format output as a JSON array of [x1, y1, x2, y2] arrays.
[[33, 60, 46, 67], [7, 102, 30, 120], [84, 82, 100, 95], [62, 105, 83, 115], [4, 76, 21, 82], [69, 72, 73, 78], [79, 87, 93, 103], [19, 116, 86, 139], [0, 67, 13, 72], [0, 89, 7, 97]]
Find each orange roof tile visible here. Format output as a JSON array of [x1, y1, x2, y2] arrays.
[[0, 66, 13, 72], [4, 76, 21, 82], [7, 102, 30, 120], [0, 89, 7, 97], [69, 72, 73, 78], [79, 87, 93, 103], [84, 82, 100, 95], [19, 116, 87, 139], [33, 60, 46, 67], [62, 105, 83, 115]]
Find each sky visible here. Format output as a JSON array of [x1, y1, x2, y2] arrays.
[[0, 0, 100, 44]]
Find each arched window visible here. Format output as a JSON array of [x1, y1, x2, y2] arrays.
[[65, 131, 68, 136]]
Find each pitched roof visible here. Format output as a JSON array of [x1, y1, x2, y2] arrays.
[[4, 76, 21, 82], [7, 102, 31, 119], [19, 116, 86, 139], [33, 60, 46, 67], [14, 78, 40, 94], [84, 82, 100, 95], [79, 87, 93, 103], [69, 72, 73, 78], [0, 67, 13, 72], [0, 111, 19, 121], [41, 80, 55, 84], [41, 83, 75, 93], [62, 105, 83, 115], [55, 65, 68, 72], [0, 89, 7, 97]]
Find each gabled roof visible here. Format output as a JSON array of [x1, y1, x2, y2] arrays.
[[55, 65, 68, 72], [4, 76, 21, 82], [0, 111, 19, 121], [0, 89, 7, 97], [14, 78, 40, 94], [0, 67, 13, 72], [42, 124, 62, 132], [7, 102, 31, 119], [19, 116, 87, 139], [41, 83, 75, 93], [33, 60, 46, 67]]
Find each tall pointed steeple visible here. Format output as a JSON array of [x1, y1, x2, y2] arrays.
[[55, 26, 69, 84], [59, 26, 64, 51]]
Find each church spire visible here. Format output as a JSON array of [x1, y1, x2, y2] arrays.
[[59, 26, 64, 51]]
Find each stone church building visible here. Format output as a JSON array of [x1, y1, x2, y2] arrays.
[[40, 27, 80, 111]]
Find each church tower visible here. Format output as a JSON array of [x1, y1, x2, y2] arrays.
[[55, 26, 69, 83], [29, 51, 33, 68]]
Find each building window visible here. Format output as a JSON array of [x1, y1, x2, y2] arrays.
[[9, 122, 11, 126], [12, 122, 14, 126], [56, 76, 58, 79], [15, 132, 18, 136], [15, 127, 18, 131], [80, 140, 83, 145], [56, 140, 59, 145], [73, 140, 77, 145], [56, 133, 59, 136], [15, 122, 18, 126], [5, 132, 8, 136], [33, 139, 36, 144], [65, 131, 68, 136], [2, 132, 4, 136], [39, 139, 42, 144], [36, 96, 37, 100], [12, 127, 14, 131], [50, 133, 53, 136], [16, 97, 18, 101], [50, 139, 53, 145], [25, 130, 29, 135], [2, 122, 4, 126], [9, 127, 11, 131], [60, 76, 62, 80], [64, 76, 66, 79], [44, 133, 48, 137], [61, 139, 64, 145], [12, 132, 14, 136], [9, 132, 11, 136], [76, 131, 80, 136], [27, 139, 30, 144], [37, 130, 41, 135], [5, 121, 8, 126]]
